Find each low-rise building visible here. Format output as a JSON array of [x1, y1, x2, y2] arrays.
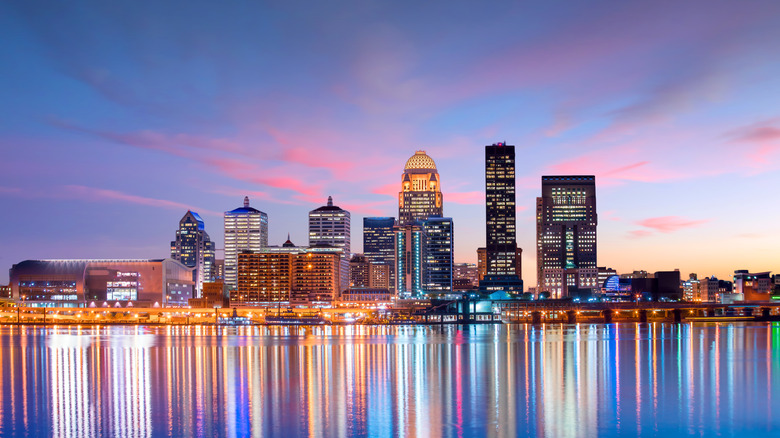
[[9, 259, 194, 307]]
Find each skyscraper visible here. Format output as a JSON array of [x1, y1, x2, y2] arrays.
[[309, 196, 350, 294], [171, 211, 215, 296], [398, 151, 443, 225], [363, 217, 396, 292], [308, 196, 351, 255], [536, 176, 598, 298], [224, 196, 268, 289], [421, 217, 454, 295], [480, 143, 523, 294], [395, 223, 424, 297]]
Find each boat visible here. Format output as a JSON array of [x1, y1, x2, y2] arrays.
[[265, 312, 329, 325], [217, 308, 255, 326]]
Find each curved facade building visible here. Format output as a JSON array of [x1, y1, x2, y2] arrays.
[[9, 259, 194, 307], [398, 151, 443, 225]]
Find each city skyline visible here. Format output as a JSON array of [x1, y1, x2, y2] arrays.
[[2, 1, 780, 285]]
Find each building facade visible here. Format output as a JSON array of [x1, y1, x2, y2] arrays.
[[536, 175, 598, 298], [170, 210, 215, 297], [9, 259, 194, 307], [309, 196, 351, 255], [233, 241, 345, 305], [309, 196, 350, 294], [421, 217, 454, 295], [235, 252, 292, 304], [481, 143, 523, 294], [395, 223, 424, 298], [363, 217, 396, 293], [453, 263, 479, 290], [733, 270, 772, 301], [398, 151, 443, 225], [224, 196, 268, 289], [290, 251, 342, 304]]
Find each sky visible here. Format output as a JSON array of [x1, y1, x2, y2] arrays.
[[1, 0, 780, 285]]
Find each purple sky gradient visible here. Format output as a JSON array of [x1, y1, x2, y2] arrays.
[[1, 1, 779, 284]]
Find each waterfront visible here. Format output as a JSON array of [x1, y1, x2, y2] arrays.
[[0, 323, 778, 437]]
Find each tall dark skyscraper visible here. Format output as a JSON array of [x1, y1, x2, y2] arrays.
[[421, 217, 454, 295], [481, 143, 523, 294], [171, 210, 215, 297], [536, 175, 598, 298], [363, 217, 396, 292]]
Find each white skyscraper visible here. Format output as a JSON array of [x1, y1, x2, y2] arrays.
[[224, 196, 268, 289], [309, 196, 350, 293], [308, 196, 351, 255]]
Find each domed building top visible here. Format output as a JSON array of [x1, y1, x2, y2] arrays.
[[404, 151, 437, 171]]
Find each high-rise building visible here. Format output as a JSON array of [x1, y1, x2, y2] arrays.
[[480, 143, 523, 294], [363, 217, 396, 292], [309, 196, 350, 294], [394, 217, 454, 298], [234, 240, 344, 305], [398, 151, 443, 225], [536, 176, 598, 298], [170, 210, 215, 296], [309, 196, 351, 255], [236, 252, 292, 304], [224, 197, 268, 289], [290, 251, 342, 304], [394, 223, 424, 297], [421, 217, 454, 295]]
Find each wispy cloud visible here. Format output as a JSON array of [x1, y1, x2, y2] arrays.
[[632, 216, 709, 235]]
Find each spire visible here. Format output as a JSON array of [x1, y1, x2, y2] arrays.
[[243, 196, 249, 208], [327, 196, 333, 207]]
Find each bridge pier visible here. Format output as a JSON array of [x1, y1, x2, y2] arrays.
[[672, 309, 682, 323], [705, 308, 715, 317], [638, 310, 648, 323], [761, 307, 771, 318], [566, 310, 577, 324], [531, 311, 542, 324], [602, 309, 613, 324]]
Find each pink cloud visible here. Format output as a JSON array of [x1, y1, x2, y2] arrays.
[[636, 216, 709, 233], [727, 119, 780, 168], [371, 182, 399, 198]]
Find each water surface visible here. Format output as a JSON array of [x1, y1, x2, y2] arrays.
[[0, 323, 778, 437]]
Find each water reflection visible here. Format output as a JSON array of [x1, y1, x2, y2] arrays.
[[0, 323, 778, 437]]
